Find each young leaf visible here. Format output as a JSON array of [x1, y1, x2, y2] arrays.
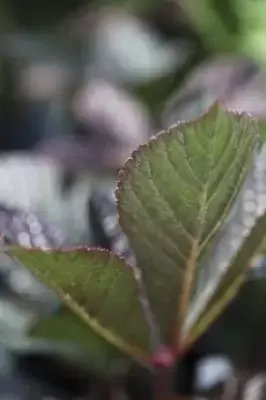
[[117, 103, 258, 351], [183, 143, 266, 347], [8, 248, 152, 369]]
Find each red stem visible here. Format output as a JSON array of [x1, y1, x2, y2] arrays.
[[154, 365, 174, 400], [153, 346, 176, 400]]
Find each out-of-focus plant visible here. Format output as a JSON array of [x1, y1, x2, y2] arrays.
[[181, 0, 266, 65], [4, 103, 266, 398], [162, 56, 266, 143]]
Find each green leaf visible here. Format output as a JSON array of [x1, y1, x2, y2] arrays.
[[183, 156, 266, 347], [186, 143, 266, 345], [117, 102, 259, 351], [180, 0, 239, 52], [259, 120, 266, 143], [193, 257, 266, 370], [0, 332, 113, 377], [30, 307, 129, 377], [8, 248, 152, 370]]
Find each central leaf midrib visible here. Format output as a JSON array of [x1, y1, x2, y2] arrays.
[[181, 134, 258, 346], [173, 127, 216, 350], [179, 188, 209, 311], [173, 180, 210, 350]]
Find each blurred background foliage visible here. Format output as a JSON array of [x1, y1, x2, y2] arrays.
[[1, 0, 266, 398]]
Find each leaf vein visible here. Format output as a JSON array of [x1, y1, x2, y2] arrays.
[[127, 180, 188, 265], [167, 140, 203, 188]]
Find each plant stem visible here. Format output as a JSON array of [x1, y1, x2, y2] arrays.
[[152, 347, 176, 400], [154, 365, 174, 400], [86, 380, 109, 400], [108, 382, 130, 400]]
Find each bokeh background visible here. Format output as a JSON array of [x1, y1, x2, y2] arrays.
[[1, 0, 266, 398]]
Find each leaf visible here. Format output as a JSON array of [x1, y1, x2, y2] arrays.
[[0, 332, 110, 377], [183, 145, 266, 346], [161, 56, 266, 142], [0, 154, 113, 246], [192, 255, 266, 371], [29, 307, 130, 377], [179, 0, 238, 52], [117, 103, 259, 351], [8, 247, 152, 370]]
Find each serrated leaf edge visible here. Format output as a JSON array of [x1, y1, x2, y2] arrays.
[[115, 102, 259, 352], [8, 246, 151, 367]]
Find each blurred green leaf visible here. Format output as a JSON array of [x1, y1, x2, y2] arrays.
[[180, 0, 266, 66], [180, 0, 238, 52], [9, 248, 151, 372], [30, 307, 128, 377], [0, 332, 105, 375], [117, 103, 258, 351], [259, 120, 266, 143]]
